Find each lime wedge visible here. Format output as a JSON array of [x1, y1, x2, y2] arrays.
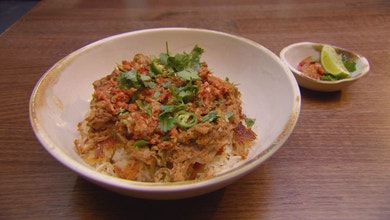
[[321, 45, 351, 78]]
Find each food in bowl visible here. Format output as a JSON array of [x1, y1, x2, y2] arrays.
[[297, 45, 357, 81], [30, 28, 301, 199], [75, 44, 257, 182], [280, 41, 369, 92]]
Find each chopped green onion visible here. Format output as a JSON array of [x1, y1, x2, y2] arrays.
[[202, 110, 219, 123], [245, 118, 256, 128], [134, 139, 150, 147], [225, 111, 234, 119]]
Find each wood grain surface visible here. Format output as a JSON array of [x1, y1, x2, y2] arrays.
[[1, 0, 389, 219]]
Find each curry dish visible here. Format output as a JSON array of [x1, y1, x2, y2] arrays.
[[75, 45, 256, 182]]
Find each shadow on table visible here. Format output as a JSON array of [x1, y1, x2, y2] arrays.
[[71, 176, 225, 220], [299, 87, 342, 103], [298, 87, 348, 111], [71, 163, 275, 219]]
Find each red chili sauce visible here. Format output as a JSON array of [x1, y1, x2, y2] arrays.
[[297, 56, 325, 80]]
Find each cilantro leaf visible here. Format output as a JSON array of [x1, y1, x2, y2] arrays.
[[158, 113, 175, 132], [160, 105, 174, 114], [309, 56, 320, 63], [153, 90, 161, 99], [159, 53, 169, 65], [188, 45, 204, 70], [168, 53, 188, 71], [320, 73, 350, 81], [117, 70, 141, 89], [320, 74, 337, 81], [168, 81, 199, 105], [135, 100, 152, 116], [177, 81, 199, 103], [118, 69, 157, 89], [342, 55, 357, 72], [139, 74, 156, 88], [139, 74, 151, 82], [158, 105, 176, 131], [177, 69, 201, 81], [177, 90, 194, 103], [160, 44, 204, 80]]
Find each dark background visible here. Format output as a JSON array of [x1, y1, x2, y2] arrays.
[[0, 0, 39, 33]]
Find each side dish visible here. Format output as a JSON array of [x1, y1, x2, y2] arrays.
[[298, 45, 357, 81], [75, 45, 257, 182]]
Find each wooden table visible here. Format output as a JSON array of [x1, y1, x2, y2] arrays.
[[1, 0, 389, 219]]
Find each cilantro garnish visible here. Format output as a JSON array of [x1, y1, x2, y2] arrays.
[[309, 56, 320, 63], [135, 100, 152, 116], [118, 69, 157, 89], [158, 44, 204, 79], [166, 45, 204, 72], [169, 81, 199, 104], [158, 112, 176, 132], [158, 105, 176, 132], [115, 44, 256, 135], [160, 105, 175, 115], [342, 55, 357, 72], [118, 70, 141, 89], [320, 72, 351, 81], [176, 70, 201, 81]]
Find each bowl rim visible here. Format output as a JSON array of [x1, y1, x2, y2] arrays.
[[279, 41, 370, 85], [29, 27, 301, 195]]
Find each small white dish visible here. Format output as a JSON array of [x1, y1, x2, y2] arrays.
[[30, 28, 301, 200], [280, 42, 370, 92]]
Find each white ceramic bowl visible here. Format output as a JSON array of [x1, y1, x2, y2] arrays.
[[30, 28, 301, 200], [280, 42, 370, 92]]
